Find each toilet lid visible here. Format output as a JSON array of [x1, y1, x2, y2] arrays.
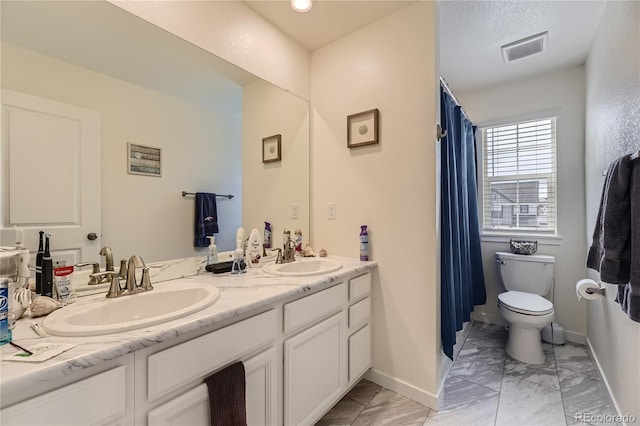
[[498, 291, 554, 316]]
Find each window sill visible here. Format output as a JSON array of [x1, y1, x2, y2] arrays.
[[480, 233, 563, 246]]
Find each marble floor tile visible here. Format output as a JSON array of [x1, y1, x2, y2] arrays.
[[346, 378, 382, 406], [554, 342, 599, 378], [495, 375, 566, 426], [456, 345, 506, 365], [425, 376, 499, 425], [449, 359, 504, 392], [463, 325, 509, 350], [351, 389, 430, 426], [558, 368, 619, 426], [316, 396, 365, 426], [503, 348, 560, 390]]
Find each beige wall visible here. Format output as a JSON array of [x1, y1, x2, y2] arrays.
[[458, 65, 588, 340], [109, 0, 311, 100], [2, 42, 242, 262], [585, 1, 640, 420], [310, 3, 441, 407], [242, 79, 310, 244]]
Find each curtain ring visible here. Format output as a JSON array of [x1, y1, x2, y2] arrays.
[[437, 124, 447, 140]]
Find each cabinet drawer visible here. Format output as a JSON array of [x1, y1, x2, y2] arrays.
[[148, 309, 277, 401], [148, 383, 209, 426], [348, 297, 370, 329], [349, 273, 371, 301], [284, 283, 346, 334], [349, 324, 371, 383], [1, 366, 126, 426]]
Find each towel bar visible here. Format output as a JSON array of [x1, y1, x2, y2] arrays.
[[181, 191, 234, 199]]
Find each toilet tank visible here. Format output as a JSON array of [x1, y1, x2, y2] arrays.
[[495, 252, 555, 295]]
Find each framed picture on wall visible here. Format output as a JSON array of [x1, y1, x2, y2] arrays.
[[262, 134, 282, 163], [127, 142, 161, 177], [347, 108, 379, 148]]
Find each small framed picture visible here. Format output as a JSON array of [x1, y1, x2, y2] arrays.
[[127, 143, 161, 177], [262, 134, 282, 163], [347, 108, 379, 148]]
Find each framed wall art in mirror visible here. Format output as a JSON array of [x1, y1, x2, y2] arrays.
[[128, 143, 161, 177], [262, 134, 282, 163]]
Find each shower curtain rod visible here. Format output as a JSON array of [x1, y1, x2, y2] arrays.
[[439, 77, 461, 106], [440, 76, 471, 122]]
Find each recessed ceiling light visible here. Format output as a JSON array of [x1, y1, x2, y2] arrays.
[[501, 31, 548, 63], [291, 0, 312, 13]]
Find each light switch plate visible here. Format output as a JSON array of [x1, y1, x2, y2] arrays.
[[328, 202, 336, 220], [291, 203, 299, 219]]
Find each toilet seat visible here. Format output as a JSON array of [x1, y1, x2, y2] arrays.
[[498, 291, 553, 316]]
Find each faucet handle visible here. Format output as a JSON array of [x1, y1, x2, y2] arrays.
[[274, 248, 283, 264], [140, 264, 164, 291], [91, 271, 122, 298], [118, 258, 129, 281], [77, 262, 102, 285]]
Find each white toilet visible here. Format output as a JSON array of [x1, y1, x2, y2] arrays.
[[496, 251, 555, 364]]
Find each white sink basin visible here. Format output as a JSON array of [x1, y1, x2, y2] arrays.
[[43, 282, 220, 337], [262, 258, 342, 277]]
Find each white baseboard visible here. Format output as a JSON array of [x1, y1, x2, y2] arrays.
[[585, 337, 627, 426], [564, 329, 586, 344], [364, 368, 439, 411], [471, 311, 507, 326]]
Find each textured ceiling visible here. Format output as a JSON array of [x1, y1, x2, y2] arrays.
[[439, 0, 607, 91]]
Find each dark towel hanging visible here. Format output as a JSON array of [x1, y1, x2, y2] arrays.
[[204, 362, 247, 426], [195, 192, 219, 247]]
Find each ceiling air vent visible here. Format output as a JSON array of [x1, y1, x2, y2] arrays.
[[501, 31, 548, 63]]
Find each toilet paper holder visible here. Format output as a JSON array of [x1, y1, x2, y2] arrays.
[[586, 286, 606, 296]]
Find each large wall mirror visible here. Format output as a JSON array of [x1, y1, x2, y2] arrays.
[[1, 1, 309, 264]]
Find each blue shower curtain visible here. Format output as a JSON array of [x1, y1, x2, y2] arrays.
[[440, 86, 486, 360]]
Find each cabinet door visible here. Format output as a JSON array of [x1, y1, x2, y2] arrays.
[[245, 348, 278, 426], [284, 312, 346, 426], [349, 324, 372, 383]]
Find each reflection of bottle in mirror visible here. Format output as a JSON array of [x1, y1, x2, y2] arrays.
[[264, 222, 272, 249], [41, 233, 54, 298], [359, 225, 369, 261], [294, 229, 303, 255], [36, 231, 44, 295], [207, 236, 218, 266]]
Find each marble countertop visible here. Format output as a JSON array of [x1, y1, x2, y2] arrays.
[[0, 256, 376, 405]]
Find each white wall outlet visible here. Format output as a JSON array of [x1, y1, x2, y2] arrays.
[[328, 202, 336, 220], [291, 203, 299, 219]]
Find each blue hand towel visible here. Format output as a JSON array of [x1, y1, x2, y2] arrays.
[[194, 192, 219, 247]]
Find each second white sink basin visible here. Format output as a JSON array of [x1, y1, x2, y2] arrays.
[[43, 282, 220, 337], [262, 258, 342, 277]]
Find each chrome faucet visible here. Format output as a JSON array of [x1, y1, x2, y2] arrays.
[[99, 246, 114, 272], [76, 246, 115, 286], [125, 255, 145, 294], [76, 262, 106, 285], [276, 229, 296, 264]]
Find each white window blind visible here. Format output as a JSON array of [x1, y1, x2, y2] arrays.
[[481, 117, 557, 234]]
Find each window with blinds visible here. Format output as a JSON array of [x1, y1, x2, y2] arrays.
[[481, 117, 557, 234]]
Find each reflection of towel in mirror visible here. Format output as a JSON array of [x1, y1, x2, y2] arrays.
[[194, 192, 219, 247], [204, 362, 246, 426], [587, 153, 640, 322]]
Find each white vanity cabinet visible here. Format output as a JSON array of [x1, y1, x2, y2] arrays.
[[283, 273, 373, 425], [1, 267, 374, 426]]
